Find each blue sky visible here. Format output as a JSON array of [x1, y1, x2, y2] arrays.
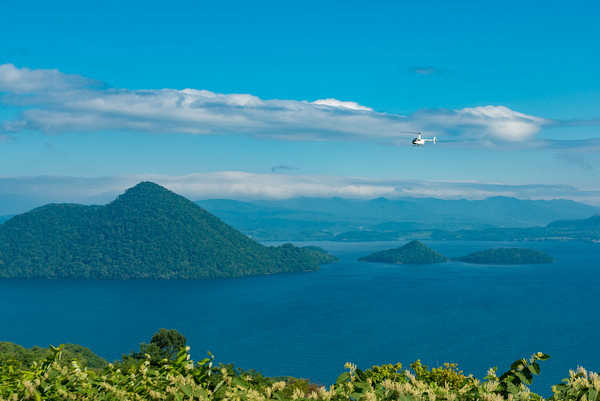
[[1, 0, 599, 212]]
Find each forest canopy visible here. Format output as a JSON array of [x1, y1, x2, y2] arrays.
[[0, 182, 336, 279], [358, 240, 447, 264]]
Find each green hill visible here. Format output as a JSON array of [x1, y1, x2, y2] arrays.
[[455, 248, 554, 264], [0, 182, 336, 279], [0, 342, 107, 369], [358, 240, 447, 264]]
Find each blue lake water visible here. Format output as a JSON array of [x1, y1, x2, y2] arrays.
[[1, 240, 599, 395]]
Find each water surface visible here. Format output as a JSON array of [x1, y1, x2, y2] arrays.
[[1, 240, 598, 395]]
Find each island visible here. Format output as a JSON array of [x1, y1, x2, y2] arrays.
[[0, 182, 336, 279], [358, 240, 447, 264], [453, 248, 554, 264]]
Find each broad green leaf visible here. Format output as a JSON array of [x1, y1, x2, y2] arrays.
[[507, 382, 520, 394], [529, 362, 540, 375], [213, 380, 225, 395], [353, 381, 370, 392], [514, 370, 531, 385], [355, 368, 368, 382], [192, 389, 208, 398], [180, 384, 192, 396], [336, 372, 351, 384], [231, 376, 248, 387]]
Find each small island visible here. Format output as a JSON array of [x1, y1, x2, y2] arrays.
[[358, 240, 447, 264], [453, 248, 554, 264]]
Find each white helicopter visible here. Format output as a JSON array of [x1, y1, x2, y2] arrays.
[[401, 131, 436, 147], [411, 133, 436, 147]]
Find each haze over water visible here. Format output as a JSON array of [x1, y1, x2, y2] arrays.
[[1, 240, 598, 395]]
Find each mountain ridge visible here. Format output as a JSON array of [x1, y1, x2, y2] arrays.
[[195, 196, 600, 240]]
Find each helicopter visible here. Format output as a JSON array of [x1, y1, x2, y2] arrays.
[[398, 131, 437, 146], [400, 131, 437, 146], [411, 133, 436, 147]]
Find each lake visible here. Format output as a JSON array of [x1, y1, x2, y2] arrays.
[[1, 240, 599, 395]]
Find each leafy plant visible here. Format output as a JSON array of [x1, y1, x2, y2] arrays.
[[0, 341, 597, 401]]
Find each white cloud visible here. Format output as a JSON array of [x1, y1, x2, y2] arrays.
[[411, 105, 549, 144], [1, 173, 599, 215], [0, 64, 553, 146], [311, 98, 374, 111], [0, 63, 101, 95], [457, 106, 546, 141]]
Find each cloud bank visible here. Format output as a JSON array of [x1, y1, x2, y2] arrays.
[[1, 173, 598, 215], [0, 64, 552, 146]]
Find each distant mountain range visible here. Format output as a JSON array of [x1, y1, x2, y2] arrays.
[[0, 182, 336, 279], [196, 197, 600, 241], [2, 191, 599, 245]]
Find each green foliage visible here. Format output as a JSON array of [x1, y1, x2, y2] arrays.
[[551, 366, 600, 401], [0, 342, 107, 370], [484, 352, 550, 400], [0, 341, 598, 401], [364, 363, 404, 384], [410, 360, 474, 391], [455, 248, 554, 264], [149, 328, 187, 361], [358, 240, 447, 264], [122, 328, 187, 366], [0, 181, 336, 279], [358, 242, 554, 266]]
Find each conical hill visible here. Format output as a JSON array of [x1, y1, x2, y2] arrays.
[[358, 240, 447, 264], [0, 182, 336, 279]]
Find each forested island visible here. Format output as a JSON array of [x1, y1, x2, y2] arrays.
[[0, 182, 336, 279], [358, 240, 447, 264], [453, 248, 554, 264], [358, 241, 554, 266], [0, 330, 592, 400]]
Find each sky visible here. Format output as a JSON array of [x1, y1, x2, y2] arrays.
[[1, 0, 599, 213]]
